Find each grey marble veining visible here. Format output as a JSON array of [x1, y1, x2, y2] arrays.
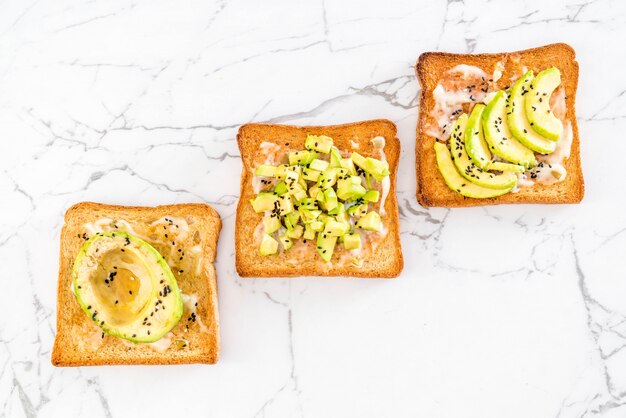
[[1, 0, 625, 417]]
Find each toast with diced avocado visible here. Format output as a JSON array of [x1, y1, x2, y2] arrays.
[[236, 120, 403, 278], [415, 43, 584, 207], [52, 202, 221, 366]]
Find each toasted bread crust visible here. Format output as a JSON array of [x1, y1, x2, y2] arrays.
[[415, 43, 584, 207], [236, 120, 403, 278], [52, 202, 221, 366]]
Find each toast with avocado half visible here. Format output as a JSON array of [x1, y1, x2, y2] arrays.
[[236, 120, 403, 278], [415, 43, 584, 207], [52, 202, 221, 366]]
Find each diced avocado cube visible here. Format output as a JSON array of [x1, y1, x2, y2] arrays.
[[351, 152, 389, 181], [316, 233, 337, 262], [344, 233, 361, 250], [250, 193, 278, 213], [316, 188, 326, 204], [277, 194, 294, 216], [302, 168, 321, 182], [363, 190, 379, 203], [351, 152, 368, 169], [365, 157, 390, 181], [298, 198, 318, 210], [274, 181, 288, 195], [356, 211, 382, 232], [289, 150, 318, 166], [340, 158, 357, 175], [328, 202, 345, 215], [323, 188, 338, 211], [285, 167, 300, 185], [347, 204, 360, 217], [305, 134, 333, 154], [335, 212, 349, 224], [309, 159, 329, 172], [324, 220, 350, 237], [318, 214, 332, 224], [299, 207, 321, 222], [350, 176, 361, 185], [260, 234, 279, 256], [284, 211, 300, 231], [318, 168, 337, 189], [255, 165, 277, 177], [310, 221, 324, 232], [308, 185, 321, 200], [329, 147, 343, 168], [303, 224, 316, 240], [286, 225, 304, 239], [291, 186, 308, 202], [263, 216, 282, 234], [274, 164, 289, 179], [278, 235, 293, 250], [336, 184, 367, 201]]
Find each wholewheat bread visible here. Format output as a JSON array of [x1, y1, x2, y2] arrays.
[[52, 202, 221, 366], [236, 120, 403, 278], [416, 43, 584, 207]]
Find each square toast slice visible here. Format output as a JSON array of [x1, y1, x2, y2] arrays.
[[415, 43, 584, 207], [52, 202, 221, 366], [236, 120, 403, 278]]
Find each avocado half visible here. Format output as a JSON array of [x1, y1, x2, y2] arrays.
[[72, 231, 183, 343]]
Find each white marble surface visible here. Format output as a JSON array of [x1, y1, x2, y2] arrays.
[[1, 0, 625, 417]]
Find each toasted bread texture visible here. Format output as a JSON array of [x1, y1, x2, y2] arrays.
[[415, 43, 584, 207], [236, 120, 403, 278], [52, 202, 221, 366]]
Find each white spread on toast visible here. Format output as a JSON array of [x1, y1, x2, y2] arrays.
[[76, 217, 208, 351], [426, 65, 490, 140], [429, 63, 571, 191]]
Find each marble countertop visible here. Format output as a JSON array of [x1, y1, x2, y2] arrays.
[[1, 0, 624, 417]]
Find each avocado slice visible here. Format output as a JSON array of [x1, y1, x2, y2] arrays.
[[449, 114, 517, 190], [508, 71, 557, 154], [72, 231, 183, 344], [434, 142, 515, 199], [525, 67, 563, 141], [464, 104, 492, 169], [488, 161, 525, 173], [483, 91, 537, 168]]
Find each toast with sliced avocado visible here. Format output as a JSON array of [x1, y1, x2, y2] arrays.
[[236, 120, 403, 278], [415, 43, 584, 207], [52, 202, 221, 366]]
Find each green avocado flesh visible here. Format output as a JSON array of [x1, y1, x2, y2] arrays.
[[252, 135, 389, 262], [525, 67, 563, 141], [449, 114, 517, 190], [483, 91, 537, 168], [435, 142, 515, 199], [72, 231, 183, 343], [507, 71, 557, 154], [464, 104, 492, 169]]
